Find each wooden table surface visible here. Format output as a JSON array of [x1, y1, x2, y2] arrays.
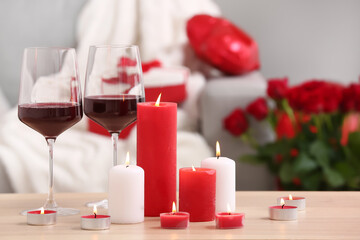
[[0, 191, 359, 240]]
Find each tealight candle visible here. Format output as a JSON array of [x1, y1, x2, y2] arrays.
[[215, 204, 245, 229], [269, 198, 297, 221], [27, 207, 56, 226], [81, 205, 110, 230], [277, 194, 306, 211], [160, 202, 190, 229]]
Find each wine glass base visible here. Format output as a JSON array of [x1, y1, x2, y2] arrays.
[[20, 207, 80, 216], [85, 199, 108, 209]]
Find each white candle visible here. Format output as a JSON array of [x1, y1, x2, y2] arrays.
[[108, 152, 144, 223], [277, 194, 306, 211], [201, 141, 236, 213]]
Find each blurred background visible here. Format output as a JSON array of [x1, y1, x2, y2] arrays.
[[0, 0, 359, 193]]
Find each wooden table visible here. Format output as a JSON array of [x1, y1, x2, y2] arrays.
[[0, 192, 359, 239]]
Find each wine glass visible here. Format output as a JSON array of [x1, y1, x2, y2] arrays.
[[18, 47, 83, 216], [84, 45, 145, 208]]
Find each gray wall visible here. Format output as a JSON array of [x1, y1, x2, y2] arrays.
[[214, 0, 360, 85], [0, 0, 87, 106]]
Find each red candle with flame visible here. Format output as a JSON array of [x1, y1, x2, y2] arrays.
[[160, 202, 189, 229], [81, 205, 110, 230], [137, 94, 177, 216], [179, 166, 216, 222], [215, 204, 245, 229]]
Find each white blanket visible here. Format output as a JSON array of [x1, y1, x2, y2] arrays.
[[0, 0, 220, 193]]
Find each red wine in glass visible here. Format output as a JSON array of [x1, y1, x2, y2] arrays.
[[84, 95, 144, 134], [18, 103, 83, 139]]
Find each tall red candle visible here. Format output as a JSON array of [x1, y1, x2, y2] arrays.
[[137, 98, 177, 216], [179, 167, 216, 222]]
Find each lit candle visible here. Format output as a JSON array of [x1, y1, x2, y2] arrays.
[[137, 94, 177, 216], [160, 202, 190, 229], [215, 204, 245, 229], [179, 166, 216, 222], [201, 141, 236, 212], [277, 194, 306, 211], [27, 207, 57, 226], [81, 205, 111, 230], [108, 152, 144, 223], [269, 198, 297, 221]]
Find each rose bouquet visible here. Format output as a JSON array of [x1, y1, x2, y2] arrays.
[[224, 78, 360, 190]]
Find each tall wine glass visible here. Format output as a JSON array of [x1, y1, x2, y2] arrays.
[[84, 45, 145, 208], [18, 47, 83, 215]]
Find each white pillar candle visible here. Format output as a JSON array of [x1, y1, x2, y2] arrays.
[[201, 141, 236, 213], [108, 152, 144, 223]]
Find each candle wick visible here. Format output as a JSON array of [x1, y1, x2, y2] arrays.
[[282, 204, 284, 209], [94, 213, 97, 218], [217, 156, 219, 159], [126, 165, 129, 168], [228, 212, 231, 215]]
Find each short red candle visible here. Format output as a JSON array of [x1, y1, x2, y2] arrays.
[[28, 210, 56, 215], [215, 212, 245, 229], [160, 212, 190, 229], [179, 167, 216, 222], [81, 215, 110, 219], [137, 101, 177, 216]]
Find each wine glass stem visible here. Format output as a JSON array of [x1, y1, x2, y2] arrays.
[[111, 133, 119, 166], [45, 138, 57, 209]]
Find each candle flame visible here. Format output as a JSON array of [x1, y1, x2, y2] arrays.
[[216, 141, 221, 158], [155, 93, 162, 107], [227, 203, 231, 214], [280, 198, 285, 207], [289, 194, 293, 200], [172, 202, 176, 213], [125, 151, 130, 166], [93, 205, 98, 215], [40, 207, 44, 214], [192, 165, 196, 171]]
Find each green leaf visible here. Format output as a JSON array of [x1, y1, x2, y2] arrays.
[[309, 140, 329, 168], [240, 155, 263, 164], [347, 132, 360, 156], [279, 162, 295, 184], [301, 172, 322, 190], [323, 167, 345, 188], [334, 162, 356, 181], [293, 153, 318, 173]]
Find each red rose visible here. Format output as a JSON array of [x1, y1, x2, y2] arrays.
[[286, 80, 343, 114], [276, 113, 297, 139], [309, 125, 318, 133], [267, 77, 288, 100], [224, 109, 249, 136], [246, 98, 268, 120], [341, 84, 360, 112], [274, 154, 283, 164], [290, 148, 299, 157], [292, 177, 301, 186]]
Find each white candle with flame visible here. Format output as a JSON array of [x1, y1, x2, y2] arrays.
[[108, 152, 144, 223], [201, 141, 236, 213]]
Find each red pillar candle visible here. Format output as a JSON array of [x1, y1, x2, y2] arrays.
[[137, 95, 177, 216], [179, 167, 216, 222]]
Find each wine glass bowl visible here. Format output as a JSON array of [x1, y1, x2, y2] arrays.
[[84, 45, 145, 208], [18, 47, 83, 215]]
